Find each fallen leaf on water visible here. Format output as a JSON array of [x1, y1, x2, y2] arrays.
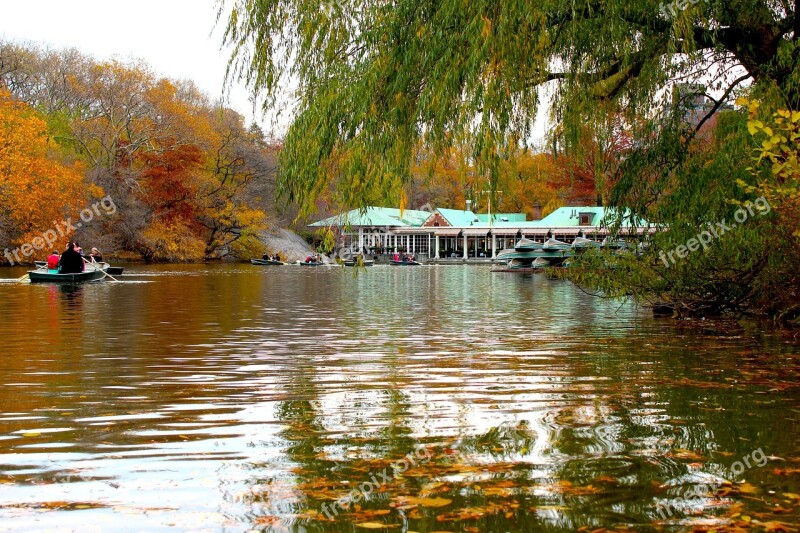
[[756, 520, 797, 532], [22, 432, 40, 437], [394, 496, 452, 508], [774, 468, 800, 476], [355, 522, 399, 529], [668, 449, 705, 461], [593, 476, 618, 484], [252, 515, 280, 526], [483, 487, 515, 497]]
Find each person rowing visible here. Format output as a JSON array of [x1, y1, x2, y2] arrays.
[[88, 247, 103, 263]]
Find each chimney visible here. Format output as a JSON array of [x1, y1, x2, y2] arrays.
[[531, 203, 542, 220], [466, 199, 472, 212]]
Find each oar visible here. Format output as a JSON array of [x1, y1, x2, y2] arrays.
[[84, 259, 119, 282], [17, 273, 29, 282]]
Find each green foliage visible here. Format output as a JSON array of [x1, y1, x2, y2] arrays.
[[222, 0, 797, 214], [568, 103, 800, 319]]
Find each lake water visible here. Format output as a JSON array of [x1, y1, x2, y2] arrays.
[[0, 264, 798, 532]]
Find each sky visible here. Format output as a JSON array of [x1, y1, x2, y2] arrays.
[[0, 0, 564, 146], [0, 0, 285, 135]]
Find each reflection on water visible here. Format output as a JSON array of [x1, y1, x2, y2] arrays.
[[0, 264, 798, 531]]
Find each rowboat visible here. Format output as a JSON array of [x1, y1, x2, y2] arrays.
[[571, 236, 602, 248], [542, 237, 572, 251], [35, 260, 124, 275], [343, 259, 375, 267], [391, 260, 421, 266], [250, 258, 286, 266], [513, 238, 544, 251], [28, 262, 110, 284], [299, 261, 325, 266]]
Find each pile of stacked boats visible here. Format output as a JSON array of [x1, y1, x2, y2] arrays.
[[495, 236, 629, 271]]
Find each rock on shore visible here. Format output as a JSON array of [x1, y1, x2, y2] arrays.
[[260, 227, 316, 263]]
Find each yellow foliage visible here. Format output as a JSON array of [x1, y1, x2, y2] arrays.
[[141, 220, 206, 262], [742, 100, 800, 236], [0, 89, 90, 259]]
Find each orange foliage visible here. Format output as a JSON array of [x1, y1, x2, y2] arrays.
[[138, 143, 204, 225], [0, 89, 90, 259]]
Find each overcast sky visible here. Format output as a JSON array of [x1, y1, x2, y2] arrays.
[[0, 0, 287, 135], [0, 0, 557, 146]]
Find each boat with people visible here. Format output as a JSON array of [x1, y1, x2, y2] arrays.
[[28, 261, 111, 284], [390, 253, 421, 266], [250, 258, 286, 266], [35, 260, 124, 275]]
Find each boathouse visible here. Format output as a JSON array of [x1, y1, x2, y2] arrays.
[[309, 205, 652, 261]]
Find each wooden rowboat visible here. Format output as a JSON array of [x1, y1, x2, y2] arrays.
[[390, 260, 422, 266], [250, 258, 286, 266], [35, 260, 124, 275], [343, 259, 375, 267], [28, 263, 110, 284]]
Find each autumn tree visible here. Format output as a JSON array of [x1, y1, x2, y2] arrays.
[[0, 89, 90, 260], [0, 42, 278, 262]]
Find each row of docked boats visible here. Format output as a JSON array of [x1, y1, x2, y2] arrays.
[[249, 257, 421, 267], [495, 236, 630, 271]]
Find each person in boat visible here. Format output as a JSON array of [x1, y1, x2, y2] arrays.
[[393, 252, 400, 262], [73, 241, 84, 256], [88, 247, 103, 263], [59, 242, 84, 274], [46, 250, 60, 270], [305, 255, 313, 263], [262, 253, 269, 260]]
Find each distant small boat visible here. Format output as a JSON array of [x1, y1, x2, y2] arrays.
[[250, 258, 286, 266], [343, 258, 375, 267], [601, 238, 630, 249], [571, 236, 602, 248], [28, 263, 110, 284], [513, 238, 544, 251], [299, 261, 325, 266], [542, 237, 571, 251], [532, 257, 552, 268], [391, 259, 421, 266]]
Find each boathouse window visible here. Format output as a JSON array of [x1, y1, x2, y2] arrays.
[[433, 222, 440, 227], [579, 213, 594, 226]]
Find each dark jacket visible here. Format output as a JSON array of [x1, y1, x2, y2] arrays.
[[59, 249, 84, 273]]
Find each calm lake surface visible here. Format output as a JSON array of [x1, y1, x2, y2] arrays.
[[0, 264, 798, 532]]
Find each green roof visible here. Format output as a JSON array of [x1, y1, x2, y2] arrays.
[[308, 207, 431, 227], [477, 213, 527, 223], [436, 209, 480, 226], [309, 205, 647, 229], [538, 207, 644, 227]]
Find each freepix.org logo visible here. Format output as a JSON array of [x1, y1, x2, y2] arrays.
[[3, 196, 117, 265]]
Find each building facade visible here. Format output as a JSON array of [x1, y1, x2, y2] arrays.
[[310, 206, 652, 261]]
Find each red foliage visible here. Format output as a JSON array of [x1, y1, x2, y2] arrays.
[[138, 143, 204, 226]]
